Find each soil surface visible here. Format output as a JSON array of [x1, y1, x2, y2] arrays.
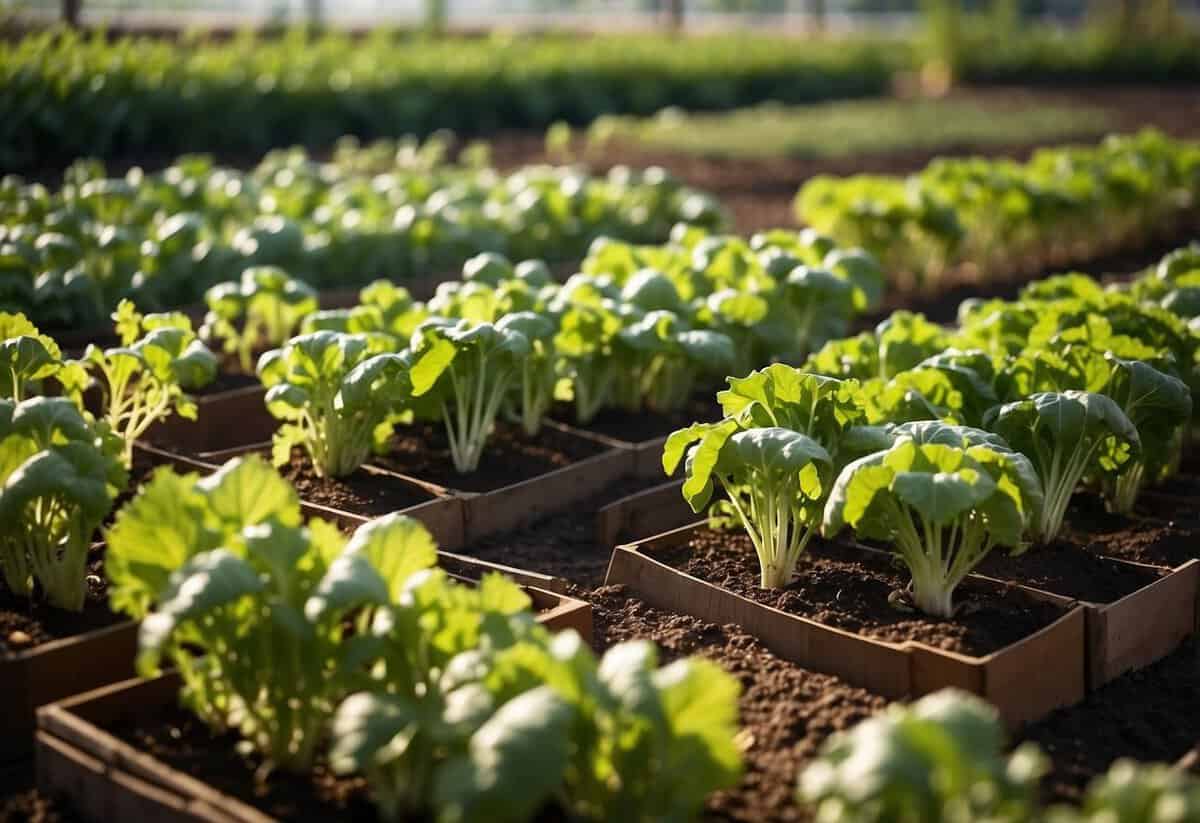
[[655, 529, 1067, 656], [1022, 637, 1200, 805], [976, 538, 1163, 604], [281, 447, 437, 516], [372, 421, 604, 492], [587, 584, 888, 823], [459, 475, 667, 588], [0, 546, 122, 654], [549, 393, 722, 445]]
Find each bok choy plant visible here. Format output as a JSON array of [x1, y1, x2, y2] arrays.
[[257, 330, 409, 478], [201, 265, 319, 373], [407, 318, 532, 473], [985, 391, 1140, 543], [0, 397, 125, 610], [77, 300, 218, 466], [664, 367, 864, 588], [823, 439, 1039, 617]]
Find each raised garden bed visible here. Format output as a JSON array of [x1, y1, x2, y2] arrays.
[[35, 582, 591, 822], [606, 523, 1086, 729], [547, 394, 720, 479]]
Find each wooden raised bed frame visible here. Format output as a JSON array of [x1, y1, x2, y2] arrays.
[[37, 585, 592, 823], [977, 558, 1200, 690], [606, 523, 1087, 730]]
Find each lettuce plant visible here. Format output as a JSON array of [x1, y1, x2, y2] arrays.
[[0, 397, 125, 610], [798, 689, 1046, 823], [985, 391, 1140, 543], [111, 457, 441, 773], [78, 300, 218, 466], [552, 300, 625, 424], [258, 330, 410, 478], [823, 439, 1038, 617], [201, 265, 318, 372], [408, 318, 532, 473]]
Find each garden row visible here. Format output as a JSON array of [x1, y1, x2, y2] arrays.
[[797, 128, 1200, 289], [0, 28, 893, 169], [0, 136, 724, 329], [3, 218, 1200, 818], [9, 24, 1200, 171]]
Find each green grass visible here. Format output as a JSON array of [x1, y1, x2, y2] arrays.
[[595, 97, 1117, 161]]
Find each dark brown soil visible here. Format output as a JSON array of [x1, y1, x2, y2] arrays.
[[1020, 637, 1200, 805], [550, 392, 722, 446], [0, 546, 123, 654], [107, 705, 566, 823], [976, 538, 1164, 604], [1062, 491, 1200, 569], [0, 761, 78, 823], [588, 584, 887, 823], [654, 528, 1066, 656], [372, 421, 604, 492], [281, 448, 436, 516], [114, 707, 378, 822], [458, 475, 665, 588]]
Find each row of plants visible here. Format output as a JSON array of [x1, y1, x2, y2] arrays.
[[0, 28, 894, 169], [796, 129, 1200, 288], [237, 226, 883, 477], [665, 242, 1200, 616], [0, 136, 726, 329]]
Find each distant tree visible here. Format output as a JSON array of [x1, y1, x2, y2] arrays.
[[62, 0, 81, 25]]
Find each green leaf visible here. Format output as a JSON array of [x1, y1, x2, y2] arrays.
[[433, 686, 574, 823]]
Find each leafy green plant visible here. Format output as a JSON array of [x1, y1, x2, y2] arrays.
[[118, 464, 438, 772], [823, 439, 1038, 617], [985, 391, 1140, 543], [1046, 759, 1200, 823], [202, 265, 318, 373], [332, 626, 743, 823], [497, 311, 558, 436], [0, 397, 125, 610], [0, 311, 86, 403], [77, 300, 217, 466], [798, 689, 1046, 823], [257, 330, 409, 478], [407, 318, 532, 473], [1096, 357, 1192, 514]]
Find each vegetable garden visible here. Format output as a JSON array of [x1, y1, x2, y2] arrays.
[[3, 23, 1200, 823]]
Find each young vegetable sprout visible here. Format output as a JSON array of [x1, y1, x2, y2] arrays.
[[77, 300, 218, 467]]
